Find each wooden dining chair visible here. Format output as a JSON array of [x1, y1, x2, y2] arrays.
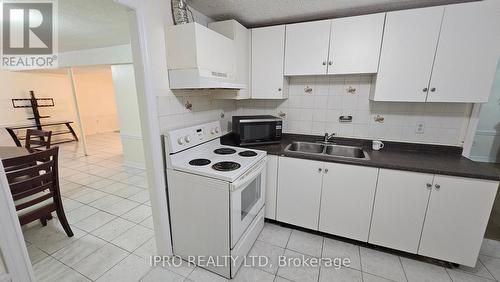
[[2, 147, 73, 237], [25, 129, 52, 150]]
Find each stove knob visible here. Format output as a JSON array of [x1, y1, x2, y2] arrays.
[[215, 126, 220, 133], [177, 137, 184, 145], [210, 128, 215, 134], [184, 135, 191, 143]]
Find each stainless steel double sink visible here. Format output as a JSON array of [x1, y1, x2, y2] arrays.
[[285, 141, 370, 160]]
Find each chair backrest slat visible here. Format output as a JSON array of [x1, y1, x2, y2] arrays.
[[6, 160, 53, 182], [25, 129, 52, 150], [2, 147, 59, 214], [12, 181, 53, 201], [15, 192, 53, 211], [9, 172, 53, 193]]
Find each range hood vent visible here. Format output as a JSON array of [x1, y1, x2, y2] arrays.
[[165, 22, 246, 90]]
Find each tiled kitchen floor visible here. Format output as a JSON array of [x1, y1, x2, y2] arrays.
[[23, 133, 500, 282]]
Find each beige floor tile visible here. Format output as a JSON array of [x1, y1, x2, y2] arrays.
[[73, 243, 129, 280], [91, 217, 136, 241]]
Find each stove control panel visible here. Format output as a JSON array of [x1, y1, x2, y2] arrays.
[[166, 121, 222, 153]]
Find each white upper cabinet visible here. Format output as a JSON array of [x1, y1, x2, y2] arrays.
[[284, 20, 331, 76], [328, 13, 385, 75], [418, 175, 498, 266], [251, 25, 289, 99], [284, 15, 385, 76], [371, 6, 444, 102], [372, 1, 500, 103], [426, 1, 500, 103]]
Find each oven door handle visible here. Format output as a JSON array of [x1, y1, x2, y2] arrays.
[[230, 157, 267, 192]]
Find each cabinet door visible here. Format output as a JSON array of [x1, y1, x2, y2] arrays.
[[328, 13, 385, 75], [426, 2, 500, 103], [284, 20, 331, 76], [418, 176, 498, 266], [251, 25, 288, 99], [369, 169, 433, 253], [319, 163, 378, 242], [277, 157, 323, 230], [264, 155, 279, 220], [371, 7, 444, 102]]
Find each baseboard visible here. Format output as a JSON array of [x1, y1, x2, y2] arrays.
[[469, 155, 499, 163]]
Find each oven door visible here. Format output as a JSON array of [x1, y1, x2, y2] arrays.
[[230, 157, 267, 248], [239, 120, 281, 145]]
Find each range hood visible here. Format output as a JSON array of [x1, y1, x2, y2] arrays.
[[165, 22, 246, 90]]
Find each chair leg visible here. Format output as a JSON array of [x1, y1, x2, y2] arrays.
[[55, 207, 73, 237], [47, 213, 53, 220], [40, 218, 47, 226]]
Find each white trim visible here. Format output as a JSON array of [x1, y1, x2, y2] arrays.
[[0, 162, 36, 282], [120, 133, 143, 140], [474, 130, 499, 137], [115, 0, 173, 256], [58, 44, 133, 67], [123, 160, 146, 170], [462, 103, 482, 158]]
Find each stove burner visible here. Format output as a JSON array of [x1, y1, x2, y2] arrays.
[[214, 148, 237, 155], [212, 161, 241, 172], [189, 159, 211, 166], [238, 150, 258, 157]]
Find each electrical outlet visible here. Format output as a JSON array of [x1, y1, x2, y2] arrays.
[[415, 122, 425, 134]]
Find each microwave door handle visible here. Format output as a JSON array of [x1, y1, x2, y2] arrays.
[[231, 158, 267, 191]]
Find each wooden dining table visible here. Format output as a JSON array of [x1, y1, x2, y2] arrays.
[[0, 146, 30, 159]]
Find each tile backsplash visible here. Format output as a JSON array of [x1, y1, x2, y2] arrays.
[[237, 75, 471, 146], [157, 92, 236, 132]]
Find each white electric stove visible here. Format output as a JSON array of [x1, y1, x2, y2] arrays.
[[164, 121, 266, 279]]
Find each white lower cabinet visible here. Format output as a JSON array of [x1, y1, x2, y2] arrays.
[[369, 169, 434, 253], [274, 157, 498, 267], [264, 155, 278, 220], [276, 157, 323, 230], [418, 175, 498, 266], [319, 163, 378, 242]]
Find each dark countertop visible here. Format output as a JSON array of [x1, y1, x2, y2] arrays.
[[221, 133, 500, 181]]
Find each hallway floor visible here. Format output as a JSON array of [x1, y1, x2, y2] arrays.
[[23, 133, 500, 282]]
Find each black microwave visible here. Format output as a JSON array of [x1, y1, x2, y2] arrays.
[[232, 115, 282, 146]]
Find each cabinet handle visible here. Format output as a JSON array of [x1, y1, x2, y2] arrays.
[[322, 61, 327, 66], [324, 168, 328, 173], [422, 88, 428, 92], [435, 184, 441, 190], [278, 88, 282, 91], [328, 61, 333, 66], [318, 168, 322, 173], [430, 87, 436, 92], [426, 183, 432, 189]]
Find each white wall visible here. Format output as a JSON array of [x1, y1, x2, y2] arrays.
[[0, 70, 77, 146], [111, 64, 145, 168], [470, 63, 500, 162], [73, 66, 120, 135], [237, 75, 470, 146]]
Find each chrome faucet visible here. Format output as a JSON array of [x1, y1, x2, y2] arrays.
[[323, 132, 337, 143]]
